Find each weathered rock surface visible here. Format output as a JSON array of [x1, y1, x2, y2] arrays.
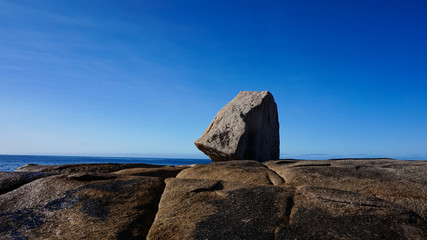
[[1, 159, 426, 239], [112, 165, 188, 179], [264, 158, 427, 220], [0, 174, 165, 240], [0, 172, 52, 194], [277, 185, 426, 239], [195, 91, 279, 162], [147, 159, 427, 240], [176, 160, 284, 185], [146, 178, 295, 240]]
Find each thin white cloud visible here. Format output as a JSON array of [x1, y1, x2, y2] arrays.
[[0, 1, 97, 28]]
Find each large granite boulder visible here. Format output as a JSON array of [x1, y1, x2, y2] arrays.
[[195, 91, 279, 162], [0, 174, 165, 240]]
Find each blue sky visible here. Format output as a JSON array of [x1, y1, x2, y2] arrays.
[[1, 0, 426, 159]]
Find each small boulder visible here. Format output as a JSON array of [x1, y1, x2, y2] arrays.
[[195, 91, 279, 162]]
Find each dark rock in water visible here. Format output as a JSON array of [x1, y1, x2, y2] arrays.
[[16, 163, 188, 180], [195, 91, 279, 162], [0, 174, 165, 240], [15, 163, 166, 174]]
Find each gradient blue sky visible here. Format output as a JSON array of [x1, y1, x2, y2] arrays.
[[1, 0, 426, 159]]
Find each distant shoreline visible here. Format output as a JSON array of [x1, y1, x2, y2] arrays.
[[0, 154, 211, 172]]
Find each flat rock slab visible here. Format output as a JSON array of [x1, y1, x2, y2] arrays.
[[0, 174, 165, 240], [176, 160, 284, 185], [147, 178, 294, 240], [277, 186, 427, 239], [264, 159, 427, 220], [112, 165, 188, 179], [195, 91, 279, 162]]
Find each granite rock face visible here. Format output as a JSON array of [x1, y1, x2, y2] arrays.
[[176, 160, 284, 185], [0, 172, 52, 195], [147, 159, 427, 239], [1, 159, 426, 239], [146, 178, 295, 240], [194, 91, 279, 162], [277, 185, 426, 239], [264, 158, 427, 220], [0, 174, 165, 240]]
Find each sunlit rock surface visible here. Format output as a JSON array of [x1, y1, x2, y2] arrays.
[[194, 91, 280, 162], [1, 159, 426, 239]]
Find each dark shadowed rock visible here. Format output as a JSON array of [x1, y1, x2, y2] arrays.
[[15, 163, 166, 174], [176, 160, 284, 185], [195, 91, 279, 162], [264, 159, 427, 220], [277, 186, 427, 239], [0, 174, 165, 240], [0, 172, 53, 195], [146, 178, 294, 240]]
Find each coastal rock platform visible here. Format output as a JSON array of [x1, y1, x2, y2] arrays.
[[1, 159, 426, 239]]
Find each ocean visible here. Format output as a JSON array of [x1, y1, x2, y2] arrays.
[[0, 155, 211, 172]]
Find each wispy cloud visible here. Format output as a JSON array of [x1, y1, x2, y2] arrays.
[[0, 1, 98, 28]]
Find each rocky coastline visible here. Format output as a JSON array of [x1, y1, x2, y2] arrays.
[[2, 91, 426, 239], [0, 158, 426, 239]]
